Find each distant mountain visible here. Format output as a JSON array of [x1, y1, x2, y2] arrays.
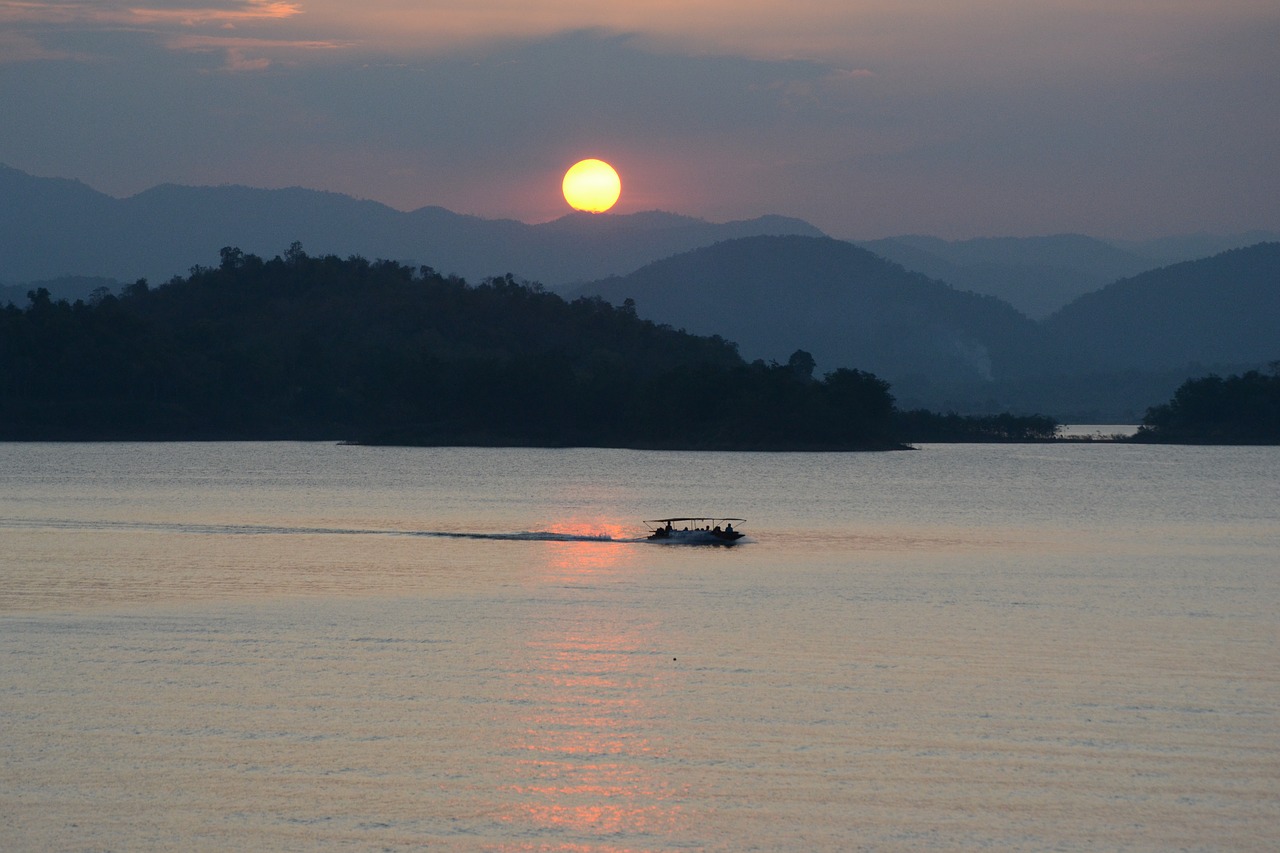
[[1114, 232, 1280, 267], [0, 164, 822, 287], [7, 164, 1276, 422], [958, 242, 1280, 420], [571, 236, 1280, 419], [859, 234, 1161, 319], [569, 235, 1044, 405], [1042, 243, 1280, 373], [858, 232, 1280, 320]]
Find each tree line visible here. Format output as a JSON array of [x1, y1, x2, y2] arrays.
[[7, 245, 1002, 449], [1133, 368, 1280, 444]]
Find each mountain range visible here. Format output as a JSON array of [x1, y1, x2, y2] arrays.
[[0, 164, 820, 288], [3, 165, 1276, 420], [1043, 244, 1280, 373], [3, 164, 1272, 300], [569, 235, 1042, 386], [860, 234, 1161, 319], [572, 237, 1279, 419]]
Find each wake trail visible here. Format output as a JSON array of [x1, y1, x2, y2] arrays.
[[0, 517, 642, 543], [408, 530, 642, 543]]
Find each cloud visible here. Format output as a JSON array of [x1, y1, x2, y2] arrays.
[[0, 1, 301, 27], [829, 68, 875, 81], [1, 3, 1276, 238], [165, 33, 350, 70], [1, 0, 318, 69], [0, 28, 79, 61], [221, 48, 269, 71], [127, 1, 302, 27]]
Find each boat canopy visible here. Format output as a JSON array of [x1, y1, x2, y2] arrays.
[[645, 517, 745, 524]]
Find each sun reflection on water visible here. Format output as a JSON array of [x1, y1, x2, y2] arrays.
[[535, 519, 636, 583], [495, 519, 688, 848]]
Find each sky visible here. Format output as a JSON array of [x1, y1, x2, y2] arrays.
[[2, 0, 1278, 240]]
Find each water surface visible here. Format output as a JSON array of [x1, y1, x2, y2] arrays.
[[2, 442, 1277, 850]]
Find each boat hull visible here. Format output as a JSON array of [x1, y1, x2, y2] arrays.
[[647, 528, 743, 545]]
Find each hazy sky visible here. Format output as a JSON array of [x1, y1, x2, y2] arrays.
[[2, 0, 1277, 239]]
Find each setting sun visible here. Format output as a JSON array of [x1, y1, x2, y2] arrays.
[[562, 159, 621, 213]]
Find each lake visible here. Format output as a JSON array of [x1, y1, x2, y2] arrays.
[[2, 442, 1277, 851]]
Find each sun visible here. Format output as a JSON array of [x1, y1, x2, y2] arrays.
[[562, 159, 621, 213]]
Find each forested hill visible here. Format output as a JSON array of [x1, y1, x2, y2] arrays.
[[859, 233, 1155, 319], [571, 234, 1044, 395], [1042, 242, 1280, 372], [570, 235, 1279, 419], [0, 247, 919, 449]]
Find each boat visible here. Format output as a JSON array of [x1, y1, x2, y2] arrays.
[[644, 517, 746, 544]]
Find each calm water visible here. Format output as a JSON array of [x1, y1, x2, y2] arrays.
[[2, 442, 1277, 851]]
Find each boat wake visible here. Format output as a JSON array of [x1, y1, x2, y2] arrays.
[[410, 530, 641, 544], [0, 517, 641, 543]]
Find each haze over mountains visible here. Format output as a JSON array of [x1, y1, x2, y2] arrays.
[[571, 235, 1041, 386], [861, 235, 1159, 319], [3, 164, 1272, 301], [0, 164, 820, 289], [3, 165, 1276, 420], [573, 238, 1280, 419], [1043, 244, 1280, 373], [860, 233, 1280, 319]]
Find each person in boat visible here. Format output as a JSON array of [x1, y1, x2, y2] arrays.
[[725, 523, 734, 534]]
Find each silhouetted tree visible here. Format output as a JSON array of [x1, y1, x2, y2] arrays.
[[787, 349, 816, 380], [1, 246, 1058, 449], [1134, 370, 1280, 444]]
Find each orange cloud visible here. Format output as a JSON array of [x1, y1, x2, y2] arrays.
[[0, 1, 301, 28], [1, 1, 318, 69], [127, 1, 302, 27], [7, 1, 1276, 74], [298, 0, 860, 57], [0, 2, 87, 24]]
